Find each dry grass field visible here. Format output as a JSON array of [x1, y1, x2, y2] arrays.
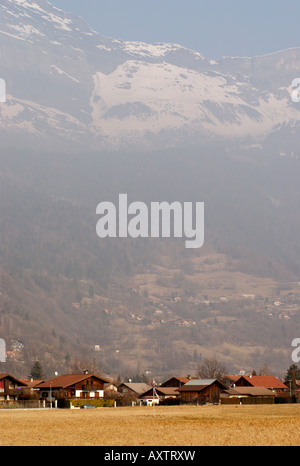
[[1, 404, 300, 446]]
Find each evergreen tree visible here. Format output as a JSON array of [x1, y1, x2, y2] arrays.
[[30, 360, 44, 380], [284, 364, 300, 393]]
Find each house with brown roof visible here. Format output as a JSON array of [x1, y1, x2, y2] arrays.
[[160, 376, 192, 388], [139, 386, 180, 405], [19, 378, 45, 399], [0, 374, 27, 400], [234, 375, 288, 394], [118, 382, 151, 399], [221, 386, 276, 399], [36, 373, 110, 402], [177, 378, 227, 405]]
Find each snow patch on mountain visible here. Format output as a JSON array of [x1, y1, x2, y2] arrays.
[[9, 23, 46, 37], [1, 0, 300, 150], [49, 65, 80, 83]]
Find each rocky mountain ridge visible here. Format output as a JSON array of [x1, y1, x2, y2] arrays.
[[1, 0, 300, 151]]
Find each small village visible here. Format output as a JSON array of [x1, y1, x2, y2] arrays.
[[0, 367, 298, 410]]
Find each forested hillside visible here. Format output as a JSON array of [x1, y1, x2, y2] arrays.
[[1, 144, 300, 379]]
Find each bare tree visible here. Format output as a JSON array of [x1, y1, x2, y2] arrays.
[[70, 358, 102, 375], [259, 363, 270, 376], [196, 358, 227, 380]]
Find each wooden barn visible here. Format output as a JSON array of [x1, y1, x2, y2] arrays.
[[177, 378, 227, 405]]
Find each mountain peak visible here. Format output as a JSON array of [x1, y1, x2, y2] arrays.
[[1, 0, 300, 152]]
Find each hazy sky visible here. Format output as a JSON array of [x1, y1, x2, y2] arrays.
[[50, 0, 300, 59]]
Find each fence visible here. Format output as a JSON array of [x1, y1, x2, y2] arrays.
[[274, 396, 300, 404], [59, 398, 115, 408], [221, 397, 274, 405], [0, 400, 44, 409]]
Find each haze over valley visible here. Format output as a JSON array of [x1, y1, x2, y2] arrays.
[[1, 0, 300, 380]]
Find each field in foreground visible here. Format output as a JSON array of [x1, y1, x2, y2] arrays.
[[1, 404, 300, 447]]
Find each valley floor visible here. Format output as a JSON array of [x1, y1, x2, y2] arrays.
[[1, 404, 300, 446]]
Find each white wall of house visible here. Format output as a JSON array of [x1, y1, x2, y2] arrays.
[[75, 390, 104, 398]]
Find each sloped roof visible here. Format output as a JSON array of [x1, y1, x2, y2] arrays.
[[0, 373, 27, 386], [140, 386, 180, 397], [160, 377, 192, 386], [224, 387, 275, 396], [36, 373, 110, 389], [223, 376, 240, 382], [237, 375, 287, 389], [182, 378, 217, 386], [118, 383, 151, 395], [177, 378, 227, 392], [20, 379, 45, 388]]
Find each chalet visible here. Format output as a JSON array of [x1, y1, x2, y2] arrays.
[[104, 382, 123, 403], [0, 374, 27, 400], [139, 386, 180, 405], [160, 376, 192, 388], [36, 373, 110, 401], [19, 378, 45, 398], [118, 382, 151, 398], [177, 378, 227, 405], [234, 375, 288, 394], [104, 382, 118, 392]]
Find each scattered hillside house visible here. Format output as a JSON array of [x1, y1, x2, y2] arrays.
[[118, 382, 151, 399], [72, 302, 81, 310], [234, 375, 288, 394], [160, 376, 192, 388], [139, 386, 180, 405], [128, 285, 140, 294], [36, 373, 110, 401], [0, 374, 27, 400], [177, 378, 227, 405]]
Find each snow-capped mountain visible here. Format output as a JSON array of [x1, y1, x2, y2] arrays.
[[1, 0, 300, 151]]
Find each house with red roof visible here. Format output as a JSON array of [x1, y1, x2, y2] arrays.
[[19, 378, 45, 399], [234, 375, 288, 394], [36, 373, 110, 402]]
